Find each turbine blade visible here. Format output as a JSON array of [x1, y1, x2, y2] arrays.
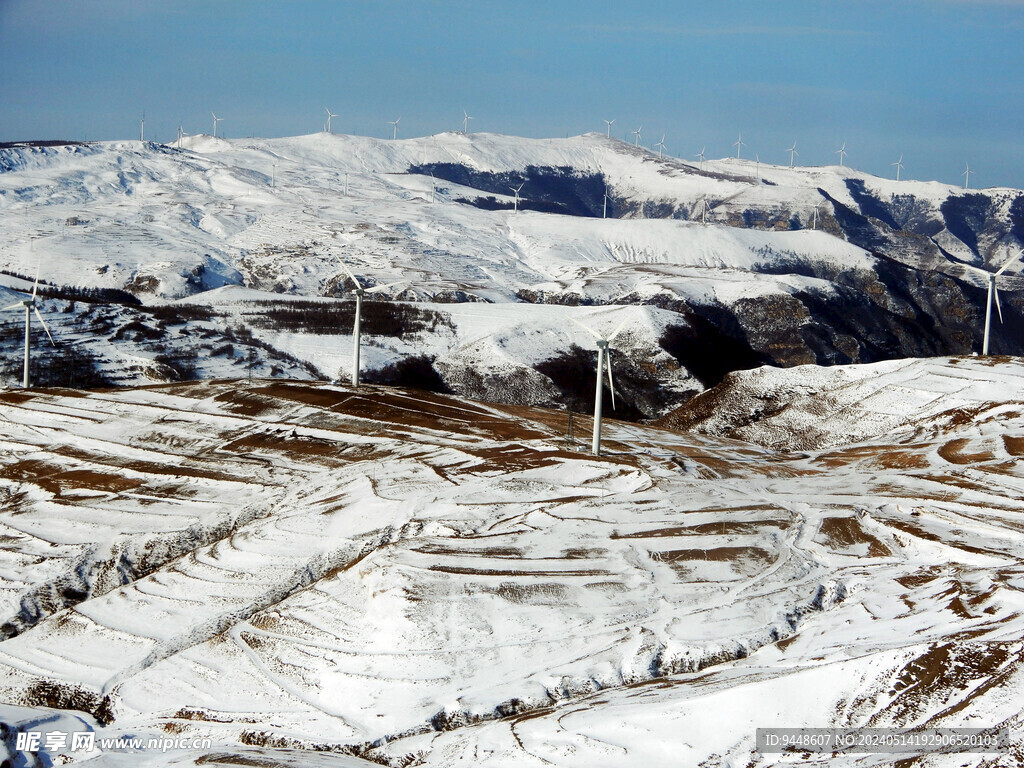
[[607, 315, 631, 342], [570, 317, 603, 341], [996, 251, 1021, 275], [606, 351, 616, 411], [995, 287, 1004, 323], [364, 280, 407, 294], [2, 302, 24, 311], [33, 306, 55, 346], [336, 257, 363, 289]]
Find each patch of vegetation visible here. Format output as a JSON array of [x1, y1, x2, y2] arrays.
[[244, 300, 453, 336], [363, 354, 451, 393]]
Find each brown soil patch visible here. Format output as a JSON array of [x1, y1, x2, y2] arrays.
[[896, 568, 943, 589], [0, 391, 35, 404], [57, 445, 247, 484], [428, 565, 607, 577], [0, 459, 144, 497], [1003, 435, 1024, 457], [212, 390, 279, 417], [869, 450, 931, 470], [612, 519, 790, 539], [816, 516, 892, 556], [938, 438, 995, 465]]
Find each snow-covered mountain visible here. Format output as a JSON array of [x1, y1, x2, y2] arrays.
[[1, 359, 1022, 766], [1, 132, 1022, 414]]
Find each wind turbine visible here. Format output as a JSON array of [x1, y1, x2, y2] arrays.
[[603, 187, 610, 218], [212, 112, 223, 138], [967, 250, 1022, 355], [962, 163, 972, 189], [140, 111, 145, 142], [604, 119, 615, 138], [324, 107, 338, 133], [632, 126, 643, 147], [734, 133, 745, 159], [271, 161, 277, 189], [786, 141, 798, 168], [176, 124, 184, 149], [510, 183, 524, 213], [571, 314, 632, 456], [2, 270, 56, 388], [462, 110, 473, 134], [337, 259, 408, 387], [812, 202, 822, 230], [696, 146, 706, 171], [389, 117, 401, 140], [655, 135, 666, 158], [836, 141, 847, 167], [892, 153, 904, 181], [700, 198, 712, 225]]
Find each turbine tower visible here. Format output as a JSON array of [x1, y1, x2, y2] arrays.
[[337, 259, 407, 387], [2, 271, 56, 388], [510, 183, 524, 213], [963, 163, 972, 189], [836, 141, 847, 167], [571, 314, 632, 456], [734, 133, 745, 159], [631, 126, 643, 147], [324, 107, 338, 133], [968, 250, 1022, 355], [462, 110, 473, 134], [892, 153, 904, 181], [786, 141, 798, 168], [655, 135, 666, 158], [212, 112, 223, 138], [604, 119, 615, 138], [140, 111, 145, 142]]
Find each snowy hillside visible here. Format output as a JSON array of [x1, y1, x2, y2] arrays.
[[1, 132, 1022, 410], [0, 366, 1022, 766]]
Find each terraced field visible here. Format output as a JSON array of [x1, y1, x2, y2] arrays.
[[0, 359, 1022, 767]]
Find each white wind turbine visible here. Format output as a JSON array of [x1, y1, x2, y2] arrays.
[[510, 183, 524, 213], [212, 112, 223, 138], [962, 163, 972, 189], [812, 201, 822, 230], [389, 117, 401, 140], [892, 153, 904, 181], [700, 198, 713, 225], [734, 133, 745, 159], [324, 107, 338, 133], [632, 126, 643, 147], [696, 146, 706, 171], [2, 270, 56, 388], [604, 119, 615, 138], [967, 249, 1022, 355], [786, 141, 798, 168], [571, 314, 632, 456], [603, 186, 610, 218], [836, 141, 848, 167], [462, 110, 473, 133], [336, 259, 407, 387], [140, 111, 145, 142], [655, 135, 666, 158]]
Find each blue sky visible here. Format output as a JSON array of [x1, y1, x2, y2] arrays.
[[2, 0, 1024, 187]]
